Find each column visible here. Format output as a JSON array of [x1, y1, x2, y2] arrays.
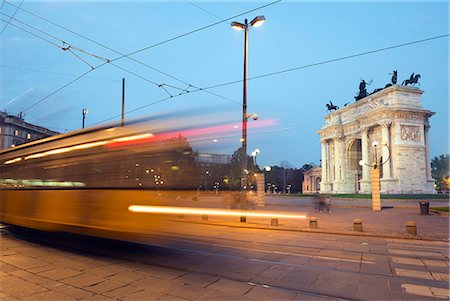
[[321, 141, 328, 183], [424, 125, 432, 180], [381, 123, 391, 179], [334, 139, 341, 182], [361, 128, 370, 181]]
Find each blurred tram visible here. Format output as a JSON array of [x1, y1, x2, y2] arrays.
[[0, 114, 253, 242]]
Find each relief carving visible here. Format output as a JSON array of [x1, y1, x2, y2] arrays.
[[368, 98, 387, 109], [400, 125, 421, 141]]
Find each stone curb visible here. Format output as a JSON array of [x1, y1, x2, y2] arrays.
[[184, 220, 449, 242]]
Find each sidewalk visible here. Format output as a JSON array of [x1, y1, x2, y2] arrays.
[[193, 196, 450, 241]]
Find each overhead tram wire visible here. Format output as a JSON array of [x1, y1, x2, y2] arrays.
[[0, 64, 120, 82], [201, 33, 450, 91], [2, 14, 240, 114], [3, 0, 280, 105], [185, 0, 222, 20], [0, 0, 23, 36], [92, 32, 450, 125], [1, 13, 235, 115]]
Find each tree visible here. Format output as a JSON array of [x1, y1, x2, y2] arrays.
[[226, 147, 258, 190], [279, 160, 293, 193], [431, 154, 449, 191]]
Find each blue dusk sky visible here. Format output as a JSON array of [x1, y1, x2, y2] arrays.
[[0, 0, 448, 168]]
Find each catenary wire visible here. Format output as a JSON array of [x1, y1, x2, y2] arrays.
[[0, 0, 22, 36], [0, 17, 63, 49], [0, 4, 247, 105], [3, 0, 280, 96], [185, 0, 222, 20], [93, 33, 449, 124], [202, 33, 450, 91], [0, 64, 121, 82]]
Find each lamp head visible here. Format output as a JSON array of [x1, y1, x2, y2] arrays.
[[264, 166, 272, 172], [372, 141, 379, 148], [250, 15, 266, 27], [359, 160, 366, 167], [231, 21, 245, 31], [252, 113, 259, 120]]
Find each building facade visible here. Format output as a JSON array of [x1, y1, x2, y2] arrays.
[[302, 166, 322, 194], [0, 111, 59, 150], [318, 85, 435, 194]]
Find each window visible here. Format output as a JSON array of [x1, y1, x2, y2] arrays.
[[14, 129, 19, 136], [27, 133, 31, 139]]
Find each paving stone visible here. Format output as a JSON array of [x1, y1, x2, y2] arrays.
[[38, 267, 82, 280], [308, 270, 359, 300], [26, 264, 58, 274], [293, 293, 333, 301], [260, 252, 289, 262], [207, 278, 253, 296], [137, 265, 187, 280], [360, 262, 392, 276], [12, 272, 53, 285], [82, 264, 127, 278], [0, 261, 24, 272], [422, 259, 449, 268], [244, 285, 296, 301], [335, 261, 360, 273], [84, 278, 128, 294], [102, 284, 144, 298], [305, 258, 338, 270], [0, 276, 48, 298], [156, 295, 188, 301], [119, 289, 163, 301], [196, 290, 253, 301], [279, 255, 310, 266], [168, 283, 210, 300], [132, 276, 179, 294], [395, 268, 433, 280], [41, 282, 95, 299], [430, 286, 450, 299], [275, 268, 321, 292], [356, 283, 391, 301], [391, 256, 424, 266], [60, 273, 105, 288], [0, 292, 20, 301], [1, 254, 48, 270], [20, 290, 76, 301], [174, 272, 220, 288], [401, 284, 433, 297], [107, 270, 148, 283], [431, 272, 449, 282], [256, 265, 293, 280]]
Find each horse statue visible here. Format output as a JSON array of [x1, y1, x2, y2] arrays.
[[326, 101, 339, 112], [391, 70, 398, 85], [402, 73, 421, 86]]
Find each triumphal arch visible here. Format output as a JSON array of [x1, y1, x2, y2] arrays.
[[318, 85, 435, 194]]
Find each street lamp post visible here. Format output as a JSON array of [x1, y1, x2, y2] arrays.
[[231, 15, 265, 222], [82, 108, 88, 129], [359, 141, 391, 211]]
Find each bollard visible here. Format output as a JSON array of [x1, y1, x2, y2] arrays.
[[202, 215, 208, 221], [271, 218, 279, 226], [406, 221, 417, 235], [353, 219, 363, 232], [309, 216, 318, 229]]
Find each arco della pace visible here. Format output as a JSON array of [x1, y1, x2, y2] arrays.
[[318, 84, 435, 194]]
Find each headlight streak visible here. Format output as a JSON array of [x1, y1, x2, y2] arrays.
[[128, 205, 307, 219]]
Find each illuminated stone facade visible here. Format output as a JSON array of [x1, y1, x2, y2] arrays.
[[317, 85, 435, 194]]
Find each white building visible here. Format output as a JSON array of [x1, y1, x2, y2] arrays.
[[318, 85, 435, 194]]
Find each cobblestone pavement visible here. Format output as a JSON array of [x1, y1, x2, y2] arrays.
[[1, 220, 449, 301], [1, 196, 449, 300]]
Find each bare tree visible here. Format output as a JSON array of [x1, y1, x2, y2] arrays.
[[279, 160, 293, 194]]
